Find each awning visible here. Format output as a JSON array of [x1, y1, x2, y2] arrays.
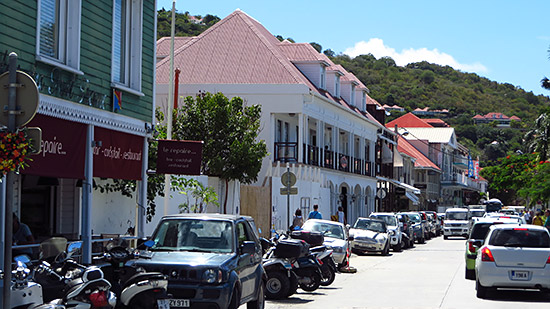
[[405, 191, 420, 205], [377, 176, 421, 195]]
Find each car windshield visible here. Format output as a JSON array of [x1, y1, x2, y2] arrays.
[[469, 210, 485, 218], [302, 221, 344, 240], [446, 212, 468, 220], [406, 214, 421, 223], [470, 223, 500, 240], [372, 215, 397, 226], [489, 229, 550, 248], [150, 219, 234, 253], [354, 219, 386, 233]]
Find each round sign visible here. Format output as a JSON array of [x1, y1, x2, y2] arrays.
[[281, 171, 297, 187], [376, 188, 387, 199], [0, 71, 39, 128], [340, 155, 348, 168]]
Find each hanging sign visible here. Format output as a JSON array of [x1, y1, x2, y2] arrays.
[[156, 140, 203, 175]]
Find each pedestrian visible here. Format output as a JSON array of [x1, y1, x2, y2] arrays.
[[308, 204, 323, 220], [532, 211, 545, 226], [524, 210, 533, 224], [544, 209, 550, 230], [337, 206, 346, 224], [290, 209, 304, 231], [13, 213, 35, 257]]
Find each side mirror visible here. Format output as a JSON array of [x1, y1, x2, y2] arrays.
[[143, 240, 155, 248], [348, 236, 354, 241], [240, 241, 256, 255], [14, 255, 31, 264], [67, 242, 82, 254], [346, 224, 351, 230]]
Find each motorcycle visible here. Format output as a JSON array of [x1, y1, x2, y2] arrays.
[[309, 245, 337, 286], [94, 239, 169, 309]]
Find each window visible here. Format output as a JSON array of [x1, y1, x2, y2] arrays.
[[350, 85, 356, 106], [36, 0, 82, 74], [320, 66, 326, 89], [361, 93, 366, 111], [276, 120, 282, 143], [112, 0, 143, 95], [335, 76, 341, 98]]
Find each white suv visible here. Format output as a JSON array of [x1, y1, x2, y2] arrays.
[[443, 208, 470, 239], [369, 213, 406, 251]]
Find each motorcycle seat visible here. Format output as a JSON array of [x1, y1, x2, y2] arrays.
[[124, 272, 166, 288]]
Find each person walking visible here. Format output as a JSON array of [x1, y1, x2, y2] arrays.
[[337, 206, 346, 224], [308, 204, 323, 220], [532, 211, 545, 226], [13, 213, 35, 257], [291, 209, 304, 230], [544, 209, 550, 230]]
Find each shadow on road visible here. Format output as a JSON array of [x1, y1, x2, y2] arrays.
[[483, 289, 550, 303]]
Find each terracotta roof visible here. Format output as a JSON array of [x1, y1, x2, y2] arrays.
[[424, 118, 449, 127], [385, 112, 432, 128], [510, 115, 521, 121], [484, 112, 509, 119], [397, 136, 440, 170], [157, 36, 195, 58], [156, 10, 313, 85], [472, 114, 484, 119]]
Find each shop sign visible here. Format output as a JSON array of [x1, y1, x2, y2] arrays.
[[156, 140, 203, 175], [93, 127, 143, 180]]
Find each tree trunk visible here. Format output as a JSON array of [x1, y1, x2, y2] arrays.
[[223, 178, 229, 214]]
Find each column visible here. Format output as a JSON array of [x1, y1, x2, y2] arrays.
[[298, 113, 304, 163], [81, 124, 94, 264], [137, 137, 148, 238], [317, 120, 323, 165]]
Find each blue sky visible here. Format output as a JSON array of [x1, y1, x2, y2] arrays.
[[158, 0, 550, 96]]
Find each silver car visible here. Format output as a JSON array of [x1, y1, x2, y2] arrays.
[[475, 224, 550, 298], [349, 218, 390, 256], [301, 219, 350, 268]]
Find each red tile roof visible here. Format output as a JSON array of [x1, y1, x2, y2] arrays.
[[397, 136, 440, 170], [424, 118, 449, 127], [385, 112, 432, 128], [472, 114, 484, 119], [510, 115, 521, 121]]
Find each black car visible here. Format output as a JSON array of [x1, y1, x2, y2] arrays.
[[129, 214, 266, 309]]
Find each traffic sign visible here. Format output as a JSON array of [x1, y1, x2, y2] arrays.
[[0, 71, 39, 128], [281, 171, 296, 187], [376, 188, 387, 199], [280, 187, 298, 195]]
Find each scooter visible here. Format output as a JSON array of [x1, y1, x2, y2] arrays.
[[309, 245, 337, 286], [95, 240, 169, 308]]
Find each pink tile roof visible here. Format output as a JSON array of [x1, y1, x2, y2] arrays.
[[385, 112, 432, 128], [425, 118, 449, 127], [277, 42, 328, 63], [397, 136, 440, 170], [157, 36, 195, 58], [156, 10, 313, 85], [510, 115, 521, 121], [484, 112, 509, 119]]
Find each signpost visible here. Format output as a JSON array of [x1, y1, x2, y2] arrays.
[[0, 53, 39, 309], [281, 166, 297, 229]]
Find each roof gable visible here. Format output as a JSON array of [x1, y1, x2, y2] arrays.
[[386, 112, 432, 128], [397, 136, 440, 170]]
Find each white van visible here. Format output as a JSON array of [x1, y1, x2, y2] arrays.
[[443, 208, 469, 239]]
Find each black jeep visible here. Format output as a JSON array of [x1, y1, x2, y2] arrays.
[[128, 214, 266, 309]]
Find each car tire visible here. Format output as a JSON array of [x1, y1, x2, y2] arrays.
[[300, 272, 321, 292], [443, 235, 448, 240], [382, 242, 390, 256], [265, 271, 290, 300], [465, 268, 475, 280], [392, 241, 402, 252], [287, 273, 298, 297], [228, 286, 240, 309], [476, 279, 488, 298], [418, 236, 425, 244], [247, 281, 265, 309]]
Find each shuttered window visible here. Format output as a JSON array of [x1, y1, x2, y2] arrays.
[[113, 0, 127, 84], [39, 0, 59, 58]]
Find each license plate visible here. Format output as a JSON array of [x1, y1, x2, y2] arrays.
[[166, 299, 190, 308], [510, 270, 529, 281], [157, 299, 170, 309]]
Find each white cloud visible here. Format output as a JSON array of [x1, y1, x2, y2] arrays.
[[344, 38, 487, 74]]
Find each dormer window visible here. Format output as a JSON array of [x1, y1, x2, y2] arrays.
[[320, 66, 326, 90], [351, 85, 356, 106], [361, 92, 366, 111]]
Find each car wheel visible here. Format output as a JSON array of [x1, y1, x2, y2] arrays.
[[382, 242, 390, 256], [443, 235, 448, 240], [287, 273, 298, 297], [418, 236, 425, 244], [409, 238, 415, 248], [300, 272, 321, 292], [476, 279, 488, 298], [228, 286, 240, 309], [247, 281, 265, 309], [392, 241, 402, 252], [465, 268, 475, 280], [265, 271, 290, 300]]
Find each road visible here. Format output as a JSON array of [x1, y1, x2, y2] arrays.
[[262, 235, 550, 309]]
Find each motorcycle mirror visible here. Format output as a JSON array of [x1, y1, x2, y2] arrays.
[[67, 242, 82, 255], [143, 240, 155, 248]]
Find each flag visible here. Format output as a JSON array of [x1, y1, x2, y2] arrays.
[[113, 89, 122, 111], [468, 153, 474, 178], [474, 160, 479, 179]]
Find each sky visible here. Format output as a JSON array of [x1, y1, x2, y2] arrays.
[[157, 0, 550, 97]]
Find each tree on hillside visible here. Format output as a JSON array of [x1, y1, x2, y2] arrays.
[[167, 92, 268, 213], [525, 112, 550, 161]]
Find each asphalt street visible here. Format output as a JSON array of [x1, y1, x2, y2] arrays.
[[260, 235, 550, 309]]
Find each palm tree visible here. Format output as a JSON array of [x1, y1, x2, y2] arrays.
[[524, 112, 550, 161]]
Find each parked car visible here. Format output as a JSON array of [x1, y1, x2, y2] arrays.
[[349, 218, 390, 255], [128, 214, 266, 309], [475, 224, 550, 298], [418, 211, 432, 240], [443, 208, 470, 239], [464, 217, 523, 280], [396, 213, 415, 248], [424, 211, 441, 237], [399, 212, 425, 244], [483, 212, 527, 224], [467, 208, 486, 232], [301, 219, 350, 268], [369, 213, 406, 251]]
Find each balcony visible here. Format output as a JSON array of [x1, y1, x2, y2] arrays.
[[275, 142, 298, 162]]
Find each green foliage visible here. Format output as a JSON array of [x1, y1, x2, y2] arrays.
[[524, 112, 550, 161], [173, 178, 219, 213], [157, 9, 220, 38], [481, 153, 550, 206], [310, 42, 322, 53]]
